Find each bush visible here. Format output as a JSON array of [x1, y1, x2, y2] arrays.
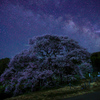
[[71, 75, 81, 86]]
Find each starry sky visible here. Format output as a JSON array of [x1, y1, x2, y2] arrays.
[[0, 0, 100, 59]]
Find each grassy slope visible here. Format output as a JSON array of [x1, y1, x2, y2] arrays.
[[3, 80, 100, 100], [2, 72, 100, 100]]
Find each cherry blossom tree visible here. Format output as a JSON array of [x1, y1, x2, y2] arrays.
[[0, 34, 93, 97]]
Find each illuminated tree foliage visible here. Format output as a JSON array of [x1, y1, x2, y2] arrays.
[[0, 35, 93, 97]]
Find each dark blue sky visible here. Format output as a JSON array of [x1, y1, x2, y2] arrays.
[[0, 0, 100, 59]]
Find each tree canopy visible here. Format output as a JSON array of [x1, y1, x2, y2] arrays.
[[0, 35, 93, 97]]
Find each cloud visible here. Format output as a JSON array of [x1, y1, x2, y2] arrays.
[[63, 20, 79, 33]]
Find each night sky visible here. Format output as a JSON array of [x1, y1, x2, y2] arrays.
[[0, 0, 100, 59]]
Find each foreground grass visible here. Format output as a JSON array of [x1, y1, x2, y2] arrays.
[[3, 78, 100, 100]]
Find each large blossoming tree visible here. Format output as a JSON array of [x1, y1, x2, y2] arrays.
[[0, 34, 93, 97]]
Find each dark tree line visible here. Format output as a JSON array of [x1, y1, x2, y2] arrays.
[[0, 58, 10, 76], [91, 52, 100, 72]]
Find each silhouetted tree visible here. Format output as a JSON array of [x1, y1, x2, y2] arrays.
[[91, 52, 100, 72], [0, 58, 10, 76]]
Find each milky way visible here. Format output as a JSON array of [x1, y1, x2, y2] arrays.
[[0, 0, 100, 59]]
